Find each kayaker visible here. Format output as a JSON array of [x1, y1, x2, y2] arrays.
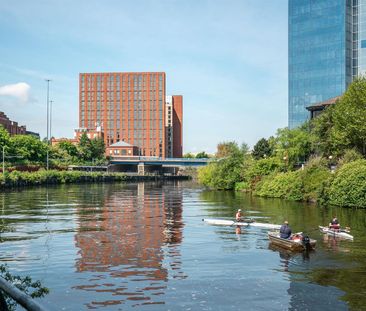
[[235, 209, 243, 222], [329, 216, 340, 230], [280, 221, 292, 239]]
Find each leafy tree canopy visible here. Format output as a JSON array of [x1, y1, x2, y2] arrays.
[[252, 138, 272, 160], [10, 135, 48, 162], [57, 141, 79, 158], [332, 77, 366, 155], [0, 126, 10, 149], [195, 151, 209, 158]]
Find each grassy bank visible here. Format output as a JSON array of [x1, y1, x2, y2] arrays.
[[0, 170, 127, 188], [0, 170, 191, 189]]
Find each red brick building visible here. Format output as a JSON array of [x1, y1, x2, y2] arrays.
[[106, 141, 139, 157], [0, 111, 26, 135], [165, 95, 183, 158], [79, 72, 183, 158]]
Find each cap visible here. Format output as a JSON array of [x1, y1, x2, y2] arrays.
[[284, 220, 288, 224], [238, 209, 242, 212]]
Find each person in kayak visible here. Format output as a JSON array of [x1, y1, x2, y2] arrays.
[[329, 216, 340, 230], [235, 209, 243, 222], [280, 221, 292, 239]]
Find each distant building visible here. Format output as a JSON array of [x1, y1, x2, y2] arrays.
[[25, 131, 40, 140], [288, 1, 366, 128], [79, 72, 183, 158], [0, 111, 39, 138], [306, 96, 341, 119], [0, 111, 26, 135], [51, 137, 78, 147], [51, 125, 104, 147], [74, 125, 104, 140], [165, 95, 183, 158]]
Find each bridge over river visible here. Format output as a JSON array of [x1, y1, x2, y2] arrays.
[[109, 156, 210, 174]]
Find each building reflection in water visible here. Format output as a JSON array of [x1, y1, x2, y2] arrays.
[[73, 182, 185, 308]]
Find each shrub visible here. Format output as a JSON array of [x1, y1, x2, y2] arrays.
[[300, 157, 332, 202], [254, 171, 304, 201], [327, 160, 366, 207], [234, 181, 251, 192], [337, 149, 363, 167]]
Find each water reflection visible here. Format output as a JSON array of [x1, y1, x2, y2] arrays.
[[322, 234, 351, 254], [73, 182, 185, 308], [1, 183, 366, 310]]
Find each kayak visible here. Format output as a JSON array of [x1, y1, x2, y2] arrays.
[[319, 226, 354, 240], [268, 231, 316, 251], [202, 218, 281, 230]]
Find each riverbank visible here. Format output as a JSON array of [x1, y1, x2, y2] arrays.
[[0, 170, 190, 189], [199, 157, 366, 208]]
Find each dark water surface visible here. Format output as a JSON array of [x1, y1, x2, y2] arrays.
[[1, 181, 366, 310]]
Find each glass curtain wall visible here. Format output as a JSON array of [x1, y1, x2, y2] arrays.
[[288, 0, 351, 128]]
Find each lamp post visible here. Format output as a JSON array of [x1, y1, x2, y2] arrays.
[[50, 100, 53, 140], [45, 79, 51, 170], [2, 146, 4, 174]]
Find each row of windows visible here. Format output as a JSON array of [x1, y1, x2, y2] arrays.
[[81, 83, 164, 91], [81, 73, 164, 82]]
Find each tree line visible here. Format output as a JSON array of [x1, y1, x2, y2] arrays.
[[0, 129, 106, 169], [198, 77, 366, 208]]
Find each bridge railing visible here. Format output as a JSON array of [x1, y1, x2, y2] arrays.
[[0, 276, 46, 311], [110, 156, 210, 162]]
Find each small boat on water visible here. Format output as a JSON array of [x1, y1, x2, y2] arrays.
[[319, 226, 354, 240], [202, 218, 281, 230], [268, 231, 316, 251]]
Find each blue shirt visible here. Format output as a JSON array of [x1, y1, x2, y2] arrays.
[[280, 224, 292, 239]]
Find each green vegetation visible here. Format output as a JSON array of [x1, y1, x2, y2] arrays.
[[198, 77, 366, 208], [0, 264, 49, 311], [0, 127, 106, 171], [198, 142, 248, 190], [183, 151, 210, 158], [0, 170, 126, 188]]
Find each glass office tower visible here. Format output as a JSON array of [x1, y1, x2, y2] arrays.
[[288, 0, 356, 128]]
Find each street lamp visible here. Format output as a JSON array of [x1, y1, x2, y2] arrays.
[[2, 146, 5, 174], [45, 79, 51, 170], [50, 100, 53, 140]]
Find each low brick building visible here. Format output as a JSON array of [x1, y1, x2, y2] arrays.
[[106, 141, 139, 157]]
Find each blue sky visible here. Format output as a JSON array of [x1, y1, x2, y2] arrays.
[[0, 0, 288, 154]]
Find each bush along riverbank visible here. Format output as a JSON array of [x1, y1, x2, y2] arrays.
[[0, 170, 190, 189], [198, 77, 366, 208], [199, 147, 366, 207]]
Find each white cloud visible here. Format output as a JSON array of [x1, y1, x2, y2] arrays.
[[0, 82, 31, 103]]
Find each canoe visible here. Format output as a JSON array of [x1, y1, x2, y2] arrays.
[[202, 218, 281, 230], [268, 231, 316, 251], [319, 226, 353, 240]]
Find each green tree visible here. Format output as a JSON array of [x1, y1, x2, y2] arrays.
[[0, 126, 11, 148], [272, 125, 313, 169], [78, 133, 93, 161], [196, 151, 209, 158], [216, 141, 240, 158], [183, 152, 194, 158], [332, 77, 366, 156], [10, 135, 48, 162], [90, 137, 105, 159], [198, 141, 248, 190], [57, 141, 79, 158], [252, 138, 272, 160]]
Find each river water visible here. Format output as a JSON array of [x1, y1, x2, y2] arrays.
[[0, 181, 365, 311]]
